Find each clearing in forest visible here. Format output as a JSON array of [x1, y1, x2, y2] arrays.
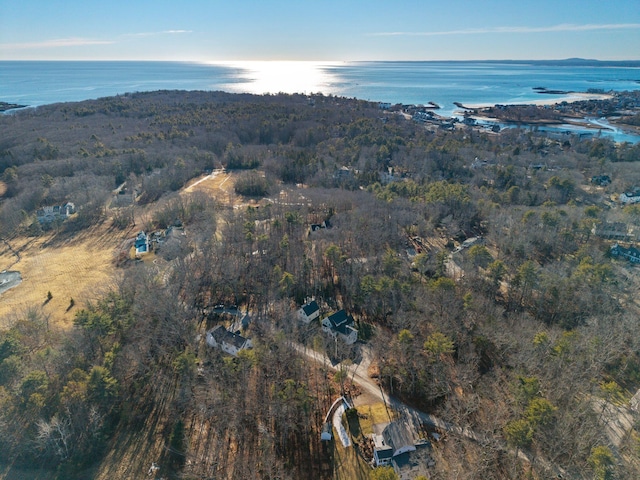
[[183, 169, 237, 205], [183, 169, 267, 209], [0, 223, 132, 329]]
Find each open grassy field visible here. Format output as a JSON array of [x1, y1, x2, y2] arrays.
[[0, 170, 256, 331], [0, 222, 134, 329], [183, 169, 238, 205], [331, 435, 374, 480], [354, 402, 395, 436], [183, 169, 266, 209]]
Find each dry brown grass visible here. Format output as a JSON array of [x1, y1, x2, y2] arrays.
[[0, 181, 7, 197], [183, 169, 263, 209], [0, 222, 134, 329], [332, 439, 374, 480], [0, 171, 255, 332], [356, 402, 395, 436], [183, 169, 237, 205]]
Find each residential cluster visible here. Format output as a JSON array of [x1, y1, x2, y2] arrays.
[[299, 300, 358, 345]]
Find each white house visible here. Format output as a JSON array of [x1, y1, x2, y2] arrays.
[[372, 434, 394, 466], [298, 300, 320, 324], [36, 202, 76, 224], [321, 310, 358, 345], [206, 325, 252, 356], [134, 231, 150, 256], [620, 188, 640, 204]]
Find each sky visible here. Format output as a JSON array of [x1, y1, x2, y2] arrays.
[[1, 0, 639, 61]]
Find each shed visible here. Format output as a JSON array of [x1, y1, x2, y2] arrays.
[[321, 422, 333, 441]]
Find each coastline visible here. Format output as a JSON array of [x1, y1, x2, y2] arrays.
[[457, 91, 613, 111], [453, 90, 640, 143], [0, 101, 28, 113], [2, 58, 638, 143]]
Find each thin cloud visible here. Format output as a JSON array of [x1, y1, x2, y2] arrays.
[[371, 23, 640, 37], [1, 38, 115, 50], [1, 30, 192, 51], [123, 30, 193, 38]]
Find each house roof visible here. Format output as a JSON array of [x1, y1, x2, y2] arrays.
[[373, 434, 394, 459], [324, 310, 356, 337], [599, 222, 627, 231], [135, 231, 148, 248], [337, 324, 357, 337], [383, 421, 416, 456], [591, 175, 611, 182], [301, 301, 319, 316], [209, 325, 248, 349], [326, 310, 351, 328], [612, 244, 640, 258]]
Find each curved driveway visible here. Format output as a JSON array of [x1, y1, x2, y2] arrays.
[[291, 342, 566, 476]]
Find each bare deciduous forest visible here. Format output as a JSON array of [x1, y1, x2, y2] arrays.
[[1, 90, 640, 479]]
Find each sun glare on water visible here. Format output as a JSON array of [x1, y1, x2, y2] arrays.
[[209, 61, 340, 95]]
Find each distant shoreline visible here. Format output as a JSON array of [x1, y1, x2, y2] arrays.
[[457, 91, 613, 111], [2, 58, 640, 66], [0, 101, 27, 112], [2, 61, 638, 117]]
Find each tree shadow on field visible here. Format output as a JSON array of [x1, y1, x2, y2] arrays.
[[93, 375, 180, 480], [40, 220, 135, 252]]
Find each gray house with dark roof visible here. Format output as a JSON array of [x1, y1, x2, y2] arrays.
[[383, 422, 416, 457], [611, 243, 640, 264], [372, 434, 394, 466], [372, 421, 417, 467], [206, 325, 252, 356], [321, 310, 358, 345], [36, 202, 75, 224]]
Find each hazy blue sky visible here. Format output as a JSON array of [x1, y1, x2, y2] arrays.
[[1, 0, 639, 61]]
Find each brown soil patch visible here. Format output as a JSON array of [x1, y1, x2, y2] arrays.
[[0, 181, 7, 197], [0, 223, 133, 329]]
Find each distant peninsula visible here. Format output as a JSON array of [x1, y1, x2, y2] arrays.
[[0, 101, 27, 112], [403, 58, 640, 68]]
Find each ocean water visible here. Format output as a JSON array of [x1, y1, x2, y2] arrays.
[[2, 60, 639, 141]]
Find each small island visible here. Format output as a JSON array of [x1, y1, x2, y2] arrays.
[[533, 87, 572, 95], [0, 101, 27, 112]]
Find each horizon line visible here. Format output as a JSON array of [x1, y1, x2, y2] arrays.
[[1, 57, 640, 63]]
